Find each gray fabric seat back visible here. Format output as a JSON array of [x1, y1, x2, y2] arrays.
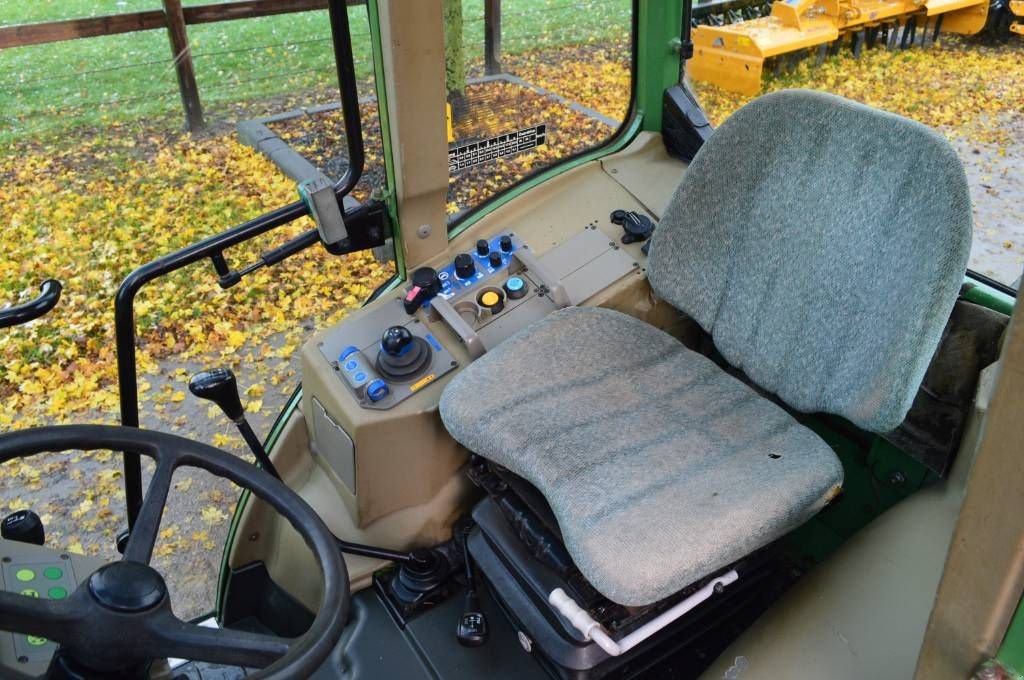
[[647, 89, 972, 433]]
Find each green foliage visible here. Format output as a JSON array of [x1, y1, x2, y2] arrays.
[[444, 0, 468, 100]]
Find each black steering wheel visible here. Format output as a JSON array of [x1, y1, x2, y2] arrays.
[[0, 425, 349, 679]]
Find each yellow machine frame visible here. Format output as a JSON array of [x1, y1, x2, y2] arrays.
[[1011, 0, 1024, 34], [690, 0, 989, 94]]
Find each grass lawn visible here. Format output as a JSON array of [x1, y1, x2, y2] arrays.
[[0, 0, 631, 145]]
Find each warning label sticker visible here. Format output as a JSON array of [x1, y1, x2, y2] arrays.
[[448, 124, 546, 173]]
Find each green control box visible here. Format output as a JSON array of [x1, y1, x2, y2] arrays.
[[0, 549, 83, 674]]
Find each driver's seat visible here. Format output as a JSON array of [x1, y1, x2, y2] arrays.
[[439, 89, 972, 607]]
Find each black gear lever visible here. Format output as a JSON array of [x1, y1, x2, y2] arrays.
[[190, 369, 417, 565], [456, 523, 488, 647], [189, 368, 281, 480]]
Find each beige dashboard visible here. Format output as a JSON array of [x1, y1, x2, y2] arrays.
[[226, 132, 688, 609]]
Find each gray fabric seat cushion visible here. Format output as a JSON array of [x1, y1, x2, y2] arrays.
[[648, 89, 972, 433], [440, 307, 843, 606]]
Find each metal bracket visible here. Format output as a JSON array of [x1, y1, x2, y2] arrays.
[[432, 297, 486, 359], [514, 248, 572, 308]]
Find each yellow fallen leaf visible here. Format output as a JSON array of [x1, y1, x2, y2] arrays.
[[212, 433, 234, 448], [201, 506, 228, 525]]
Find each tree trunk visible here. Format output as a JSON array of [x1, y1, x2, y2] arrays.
[[443, 0, 468, 122]]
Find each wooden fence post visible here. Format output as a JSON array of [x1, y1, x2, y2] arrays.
[[163, 0, 205, 132], [484, 0, 502, 75]]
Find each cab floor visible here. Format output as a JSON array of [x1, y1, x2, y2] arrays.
[[173, 585, 548, 680]]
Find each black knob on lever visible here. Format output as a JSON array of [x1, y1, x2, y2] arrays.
[[1, 510, 45, 546], [189, 368, 280, 480], [456, 525, 488, 647], [188, 368, 245, 422], [381, 326, 414, 356]]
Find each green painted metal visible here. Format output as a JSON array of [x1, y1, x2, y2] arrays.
[[998, 596, 1024, 677], [634, 0, 683, 133], [366, 0, 406, 281], [784, 419, 931, 570], [215, 386, 303, 617], [963, 276, 1015, 316]]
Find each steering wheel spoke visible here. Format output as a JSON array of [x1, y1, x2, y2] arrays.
[[0, 589, 82, 645], [122, 456, 177, 564], [144, 610, 294, 668]]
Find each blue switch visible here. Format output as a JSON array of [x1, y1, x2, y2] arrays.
[[366, 379, 390, 402], [504, 276, 528, 300]]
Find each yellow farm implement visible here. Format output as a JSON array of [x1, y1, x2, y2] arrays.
[[689, 0, 992, 93], [1006, 0, 1024, 33]]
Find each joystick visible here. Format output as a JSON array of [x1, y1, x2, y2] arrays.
[[381, 326, 414, 356], [377, 326, 432, 380]]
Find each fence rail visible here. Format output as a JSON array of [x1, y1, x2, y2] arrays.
[[0, 0, 363, 49], [0, 0, 505, 133]]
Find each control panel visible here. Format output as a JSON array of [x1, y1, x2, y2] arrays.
[[433, 234, 518, 302], [0, 540, 100, 675], [318, 305, 458, 411], [319, 232, 525, 412], [315, 228, 638, 412]]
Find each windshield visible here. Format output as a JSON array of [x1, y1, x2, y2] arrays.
[[0, 0, 388, 621], [442, 0, 635, 226]]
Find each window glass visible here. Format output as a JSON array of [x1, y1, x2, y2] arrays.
[[443, 0, 634, 225], [0, 2, 390, 620], [686, 12, 1023, 291]]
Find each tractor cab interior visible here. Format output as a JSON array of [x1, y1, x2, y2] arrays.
[[0, 1, 1020, 679]]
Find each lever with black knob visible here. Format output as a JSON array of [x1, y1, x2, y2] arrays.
[[1, 509, 45, 546], [189, 370, 422, 565], [189, 368, 281, 480], [456, 525, 488, 647]]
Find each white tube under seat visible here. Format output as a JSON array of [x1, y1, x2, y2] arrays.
[[549, 570, 740, 657]]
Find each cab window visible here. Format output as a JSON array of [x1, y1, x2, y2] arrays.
[[442, 0, 634, 225]]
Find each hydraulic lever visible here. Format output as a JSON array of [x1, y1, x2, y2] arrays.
[[456, 526, 488, 647], [188, 368, 281, 480], [190, 368, 415, 565]]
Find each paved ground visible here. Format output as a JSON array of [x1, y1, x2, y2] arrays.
[[959, 116, 1024, 287], [0, 326, 311, 620]]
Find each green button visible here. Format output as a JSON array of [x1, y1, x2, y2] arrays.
[[20, 588, 39, 597], [47, 587, 67, 600], [26, 635, 47, 647], [43, 567, 63, 580], [15, 569, 34, 582]]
